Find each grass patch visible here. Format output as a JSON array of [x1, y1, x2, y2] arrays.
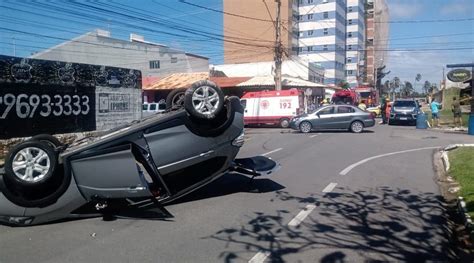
[[426, 111, 470, 127], [449, 147, 474, 217]]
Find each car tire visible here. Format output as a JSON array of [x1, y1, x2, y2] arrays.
[[350, 121, 364, 133], [299, 121, 312, 133], [31, 134, 62, 149], [166, 88, 186, 110], [184, 80, 224, 120], [388, 119, 393, 125], [280, 118, 290, 128], [4, 141, 58, 188]]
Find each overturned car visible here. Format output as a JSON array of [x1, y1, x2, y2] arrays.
[[0, 81, 277, 226]]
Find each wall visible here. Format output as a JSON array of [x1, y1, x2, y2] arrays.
[[0, 55, 142, 139], [223, 0, 294, 64]]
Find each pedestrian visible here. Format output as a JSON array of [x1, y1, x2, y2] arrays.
[[358, 100, 367, 111], [380, 98, 388, 124], [451, 97, 463, 127], [322, 98, 330, 106], [430, 99, 442, 127]]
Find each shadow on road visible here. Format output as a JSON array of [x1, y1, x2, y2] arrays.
[[168, 173, 285, 205], [208, 187, 459, 262]]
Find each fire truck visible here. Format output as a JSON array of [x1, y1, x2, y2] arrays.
[[331, 85, 378, 106]]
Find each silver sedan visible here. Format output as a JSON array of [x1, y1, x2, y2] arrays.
[[290, 105, 375, 133]]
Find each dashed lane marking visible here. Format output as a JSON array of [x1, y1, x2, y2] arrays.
[[248, 251, 271, 263], [287, 204, 317, 227], [261, 148, 283, 156], [322, 182, 338, 193]]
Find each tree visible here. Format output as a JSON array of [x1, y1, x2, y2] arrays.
[[428, 83, 438, 94], [401, 81, 414, 97], [338, 81, 350, 90], [382, 80, 390, 95], [423, 81, 431, 94], [415, 74, 422, 82]]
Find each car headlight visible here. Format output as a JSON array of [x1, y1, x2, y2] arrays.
[[232, 130, 245, 147]]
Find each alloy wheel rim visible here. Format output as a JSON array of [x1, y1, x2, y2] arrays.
[[353, 122, 363, 132], [172, 93, 185, 107], [12, 147, 50, 183], [192, 86, 220, 115], [301, 122, 311, 133]]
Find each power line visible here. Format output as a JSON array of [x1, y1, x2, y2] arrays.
[[178, 0, 276, 23], [376, 17, 474, 23]]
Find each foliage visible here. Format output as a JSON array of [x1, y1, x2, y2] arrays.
[[338, 81, 350, 90], [449, 147, 474, 217], [423, 81, 431, 94], [400, 81, 414, 97]]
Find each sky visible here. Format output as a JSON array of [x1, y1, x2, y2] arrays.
[[0, 0, 472, 91]]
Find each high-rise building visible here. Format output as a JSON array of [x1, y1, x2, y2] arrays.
[[223, 0, 387, 86], [365, 0, 389, 85], [297, 0, 347, 86]]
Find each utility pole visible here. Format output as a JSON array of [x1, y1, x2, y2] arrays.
[[274, 0, 282, 91], [12, 36, 16, 57]]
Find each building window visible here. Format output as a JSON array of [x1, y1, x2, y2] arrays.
[[348, 45, 352, 50], [308, 46, 313, 51], [323, 12, 328, 19], [348, 32, 353, 38], [347, 58, 352, 63], [347, 70, 353, 75], [299, 31, 304, 37], [308, 0, 313, 3], [149, 60, 160, 69], [348, 19, 353, 25], [170, 57, 178, 63], [298, 15, 303, 21], [323, 28, 328, 35], [348, 6, 353, 12], [323, 45, 328, 51], [299, 0, 303, 4], [299, 47, 303, 52], [308, 14, 313, 20], [308, 30, 313, 36]]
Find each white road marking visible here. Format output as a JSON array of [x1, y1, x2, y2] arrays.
[[339, 146, 440, 175], [309, 134, 319, 138], [248, 251, 271, 263], [261, 148, 283, 156], [287, 204, 317, 227], [322, 182, 338, 193]]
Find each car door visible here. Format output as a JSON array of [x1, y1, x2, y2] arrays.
[[311, 106, 336, 130], [333, 105, 356, 129]]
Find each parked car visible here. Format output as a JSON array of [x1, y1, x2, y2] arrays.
[[290, 105, 375, 133], [388, 99, 421, 125], [142, 101, 167, 117], [0, 81, 278, 226]]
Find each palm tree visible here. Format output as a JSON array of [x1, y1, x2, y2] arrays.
[[423, 81, 431, 94], [401, 81, 414, 97]]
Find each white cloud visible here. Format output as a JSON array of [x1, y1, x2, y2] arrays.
[[388, 0, 423, 19], [439, 0, 474, 16]]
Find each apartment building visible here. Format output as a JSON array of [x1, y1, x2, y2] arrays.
[[365, 0, 389, 85], [223, 0, 387, 87]]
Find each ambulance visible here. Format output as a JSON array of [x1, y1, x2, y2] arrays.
[[240, 89, 303, 128]]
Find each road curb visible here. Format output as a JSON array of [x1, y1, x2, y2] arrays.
[[439, 145, 474, 243]]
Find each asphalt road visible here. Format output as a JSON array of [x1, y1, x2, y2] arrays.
[[1, 124, 473, 262]]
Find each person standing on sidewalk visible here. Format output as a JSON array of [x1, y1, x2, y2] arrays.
[[451, 97, 463, 127], [430, 99, 442, 127]]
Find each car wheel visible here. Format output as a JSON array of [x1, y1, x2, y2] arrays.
[[184, 80, 224, 120], [4, 141, 58, 187], [388, 119, 393, 125], [350, 121, 364, 133], [299, 121, 312, 133], [166, 88, 186, 110], [31, 134, 62, 149], [280, 118, 290, 128]]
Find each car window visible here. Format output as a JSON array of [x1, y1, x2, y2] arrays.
[[142, 104, 148, 111], [337, 106, 354, 113], [149, 104, 157, 111], [393, 101, 416, 107], [318, 106, 335, 115], [158, 103, 166, 110]]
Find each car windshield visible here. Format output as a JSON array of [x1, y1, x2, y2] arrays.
[[393, 101, 416, 107]]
